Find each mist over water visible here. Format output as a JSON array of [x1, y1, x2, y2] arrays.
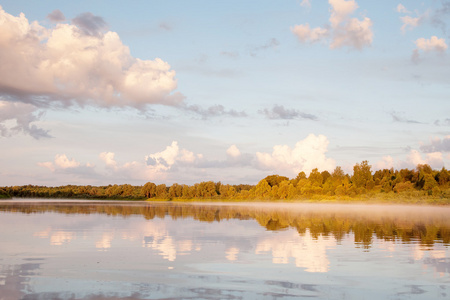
[[0, 200, 449, 299]]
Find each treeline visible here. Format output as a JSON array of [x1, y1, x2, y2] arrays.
[[1, 161, 449, 202]]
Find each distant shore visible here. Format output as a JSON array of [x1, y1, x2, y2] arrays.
[[1, 195, 449, 205]]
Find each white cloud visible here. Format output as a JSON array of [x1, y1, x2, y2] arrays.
[[291, 0, 373, 50], [400, 15, 421, 32], [38, 154, 82, 171], [145, 141, 201, 171], [36, 162, 55, 172], [54, 154, 80, 169], [226, 145, 241, 158], [256, 134, 335, 177], [375, 155, 395, 170], [415, 36, 447, 52], [396, 4, 428, 33], [0, 6, 182, 110], [403, 150, 444, 169], [99, 152, 118, 170], [396, 4, 410, 14], [329, 0, 358, 28], [330, 16, 373, 49], [290, 24, 329, 43], [412, 36, 447, 61], [37, 142, 204, 183], [0, 100, 51, 139]]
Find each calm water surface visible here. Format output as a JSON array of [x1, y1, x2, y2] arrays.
[[0, 199, 449, 300]]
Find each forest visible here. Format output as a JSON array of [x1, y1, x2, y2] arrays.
[[1, 161, 449, 204]]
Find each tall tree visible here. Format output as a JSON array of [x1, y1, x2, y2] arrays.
[[352, 160, 374, 190]]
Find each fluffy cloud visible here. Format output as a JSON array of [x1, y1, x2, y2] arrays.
[[415, 36, 448, 52], [0, 6, 182, 109], [406, 150, 444, 169], [412, 36, 447, 61], [291, 24, 329, 43], [0, 100, 50, 139], [145, 141, 202, 171], [226, 145, 241, 158], [260, 105, 317, 121], [256, 134, 335, 177], [99, 152, 118, 169], [375, 149, 445, 171], [291, 0, 373, 50], [38, 143, 202, 183], [375, 155, 395, 170], [38, 154, 86, 172]]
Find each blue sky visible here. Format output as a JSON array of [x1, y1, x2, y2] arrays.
[[0, 0, 449, 186]]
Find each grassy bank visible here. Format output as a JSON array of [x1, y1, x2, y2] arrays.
[[146, 194, 450, 205]]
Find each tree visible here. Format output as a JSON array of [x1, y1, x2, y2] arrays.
[[374, 169, 395, 192], [276, 180, 290, 199], [142, 182, 156, 198], [182, 184, 195, 198], [321, 170, 331, 185], [423, 174, 438, 194], [120, 184, 134, 197], [331, 166, 345, 181], [308, 168, 323, 187], [168, 183, 183, 198], [352, 160, 374, 190], [254, 179, 271, 199], [196, 181, 217, 198], [436, 167, 449, 186], [155, 184, 168, 199], [263, 175, 289, 187]]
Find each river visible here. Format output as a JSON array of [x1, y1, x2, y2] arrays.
[[0, 199, 449, 299]]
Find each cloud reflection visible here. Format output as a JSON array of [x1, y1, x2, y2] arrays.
[[34, 228, 75, 246], [96, 232, 114, 250], [225, 247, 240, 261], [255, 229, 336, 272]]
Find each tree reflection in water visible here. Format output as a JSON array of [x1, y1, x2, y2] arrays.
[[0, 201, 449, 248]]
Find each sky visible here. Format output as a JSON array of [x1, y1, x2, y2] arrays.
[[0, 0, 449, 187]]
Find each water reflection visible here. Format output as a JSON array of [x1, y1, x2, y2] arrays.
[[0, 263, 40, 300], [255, 229, 336, 272], [1, 201, 449, 247], [0, 200, 449, 299]]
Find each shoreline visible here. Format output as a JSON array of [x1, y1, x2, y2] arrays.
[[1, 196, 449, 205]]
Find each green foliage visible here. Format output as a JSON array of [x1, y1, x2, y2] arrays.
[[263, 175, 289, 187], [0, 187, 11, 198], [352, 160, 374, 190], [2, 163, 450, 203]]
